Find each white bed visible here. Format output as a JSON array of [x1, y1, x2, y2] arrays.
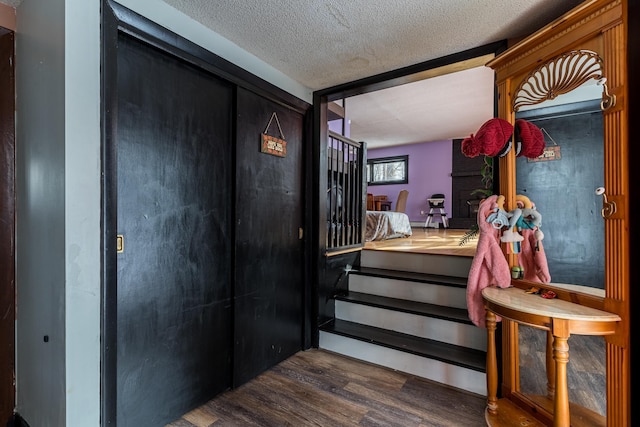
[[365, 211, 413, 241]]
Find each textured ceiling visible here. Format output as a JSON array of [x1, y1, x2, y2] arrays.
[[162, 0, 584, 90], [160, 0, 585, 148], [0, 0, 20, 7], [0, 0, 586, 148]]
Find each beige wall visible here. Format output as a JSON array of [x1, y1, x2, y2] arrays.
[[0, 3, 15, 31]]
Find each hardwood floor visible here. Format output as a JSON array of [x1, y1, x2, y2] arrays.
[[518, 325, 606, 417], [168, 229, 605, 426], [166, 324, 605, 427], [166, 349, 487, 427], [363, 227, 477, 257]]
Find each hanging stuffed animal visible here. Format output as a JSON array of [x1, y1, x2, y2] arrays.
[[500, 206, 524, 249], [486, 195, 510, 229], [499, 194, 546, 252], [514, 195, 551, 283], [515, 195, 544, 244], [499, 194, 524, 254]]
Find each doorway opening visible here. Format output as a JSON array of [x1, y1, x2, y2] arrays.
[[314, 41, 506, 245]]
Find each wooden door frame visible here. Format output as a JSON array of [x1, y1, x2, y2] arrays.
[[0, 28, 15, 425]]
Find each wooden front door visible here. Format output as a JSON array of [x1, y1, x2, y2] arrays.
[[113, 33, 234, 426]]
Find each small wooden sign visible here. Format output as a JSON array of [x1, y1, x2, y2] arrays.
[[261, 133, 287, 157], [261, 112, 287, 158], [528, 145, 561, 162]]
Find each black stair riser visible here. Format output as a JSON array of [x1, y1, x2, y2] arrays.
[[320, 319, 485, 373], [351, 267, 468, 288]]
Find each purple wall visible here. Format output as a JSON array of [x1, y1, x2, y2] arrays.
[[367, 140, 453, 223], [329, 119, 349, 135]]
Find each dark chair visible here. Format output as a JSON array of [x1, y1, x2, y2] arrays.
[[424, 193, 448, 228]]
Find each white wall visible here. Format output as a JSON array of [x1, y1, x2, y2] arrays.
[[64, 0, 101, 425], [14, 0, 309, 425], [16, 0, 68, 424]]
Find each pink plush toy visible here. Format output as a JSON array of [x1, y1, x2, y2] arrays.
[[466, 195, 512, 327], [512, 195, 551, 283]]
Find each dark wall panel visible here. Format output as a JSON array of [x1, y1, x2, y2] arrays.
[[516, 105, 604, 289], [115, 34, 233, 426], [450, 138, 486, 229], [234, 87, 305, 386], [317, 252, 360, 326], [0, 31, 15, 426]]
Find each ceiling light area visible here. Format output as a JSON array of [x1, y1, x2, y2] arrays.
[[344, 65, 496, 149]]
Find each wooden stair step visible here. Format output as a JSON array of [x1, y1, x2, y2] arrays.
[[319, 319, 485, 372], [334, 291, 473, 325], [352, 267, 468, 288]]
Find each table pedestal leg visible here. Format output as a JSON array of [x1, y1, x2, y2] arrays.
[[546, 331, 555, 400], [552, 334, 570, 427], [486, 311, 498, 415]]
